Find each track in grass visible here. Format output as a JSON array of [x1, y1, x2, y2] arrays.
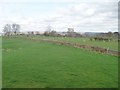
[[2, 37, 118, 88], [32, 36, 118, 51]]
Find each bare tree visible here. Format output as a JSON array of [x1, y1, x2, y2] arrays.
[[46, 25, 52, 33], [67, 28, 75, 37], [12, 23, 20, 35], [3, 24, 12, 36], [44, 25, 52, 36], [49, 30, 57, 36], [67, 28, 74, 33], [3, 23, 20, 36]]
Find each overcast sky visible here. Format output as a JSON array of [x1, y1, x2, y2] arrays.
[[0, 0, 119, 33]]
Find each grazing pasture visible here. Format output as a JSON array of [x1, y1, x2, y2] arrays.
[[2, 37, 118, 88], [29, 36, 118, 51]]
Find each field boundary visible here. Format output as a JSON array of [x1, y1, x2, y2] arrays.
[[29, 38, 120, 56]]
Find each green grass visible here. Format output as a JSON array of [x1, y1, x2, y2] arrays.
[[2, 37, 118, 88], [31, 36, 118, 51], [0, 36, 2, 88]]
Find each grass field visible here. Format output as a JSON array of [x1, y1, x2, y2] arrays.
[[29, 36, 118, 51], [0, 36, 2, 88], [2, 37, 118, 88]]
